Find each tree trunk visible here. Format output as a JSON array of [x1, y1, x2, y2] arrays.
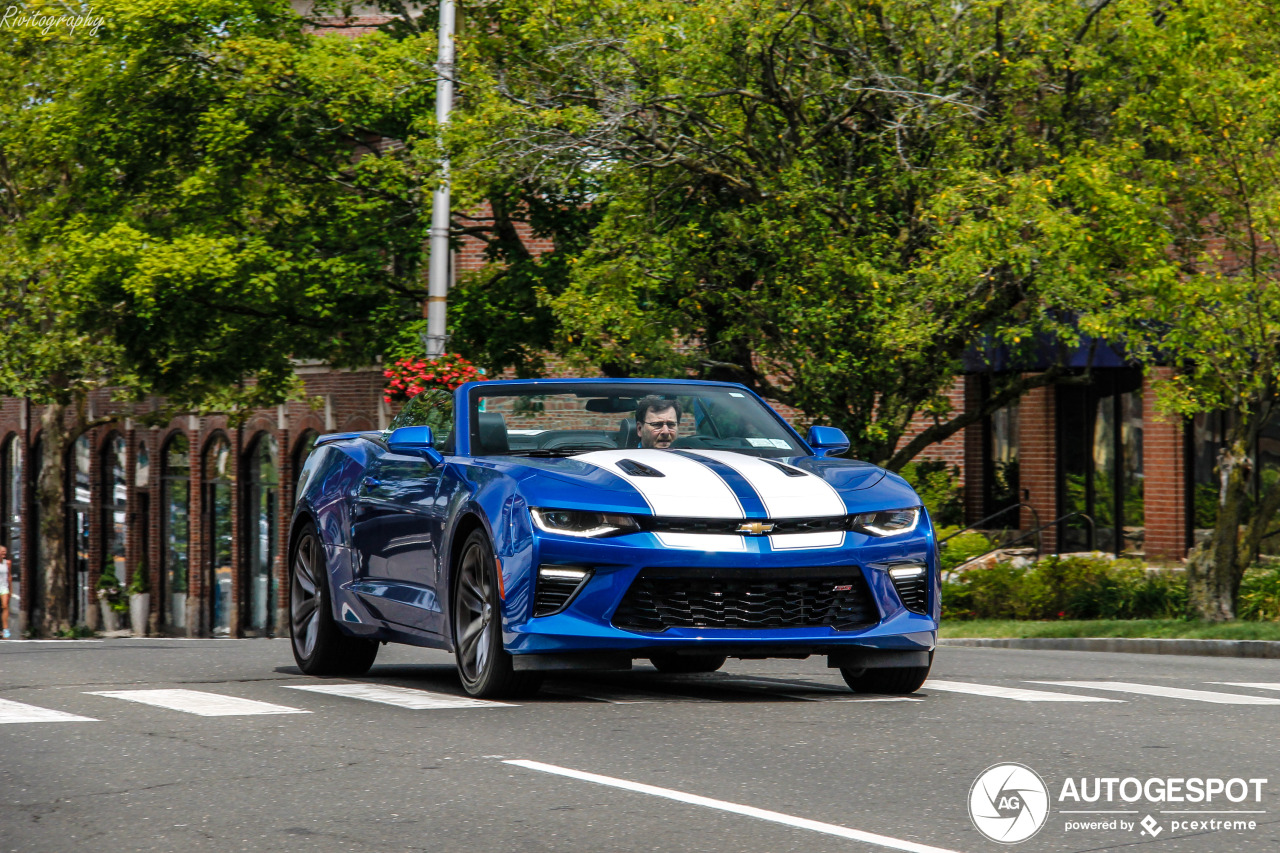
[[1186, 439, 1250, 621], [37, 402, 71, 636]]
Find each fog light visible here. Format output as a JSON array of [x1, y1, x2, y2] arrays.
[[888, 565, 926, 580], [886, 563, 928, 614], [534, 565, 593, 617]]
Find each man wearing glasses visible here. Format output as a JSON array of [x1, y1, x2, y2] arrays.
[[635, 395, 682, 450]]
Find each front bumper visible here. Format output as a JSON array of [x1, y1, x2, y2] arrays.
[[502, 528, 940, 658]]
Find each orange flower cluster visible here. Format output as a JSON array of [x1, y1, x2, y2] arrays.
[[383, 354, 484, 403]]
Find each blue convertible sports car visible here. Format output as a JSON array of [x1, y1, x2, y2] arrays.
[[289, 379, 939, 698]]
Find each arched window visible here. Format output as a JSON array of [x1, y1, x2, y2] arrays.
[[103, 433, 127, 585], [134, 440, 151, 593], [162, 434, 190, 631], [70, 434, 92, 625], [205, 435, 233, 636], [294, 430, 319, 487], [246, 434, 279, 634]]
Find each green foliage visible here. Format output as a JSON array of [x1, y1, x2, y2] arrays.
[[942, 556, 1187, 621], [1237, 566, 1280, 622], [453, 0, 1178, 464], [941, 619, 1280, 641], [126, 564, 150, 596], [936, 529, 997, 574], [96, 564, 129, 613], [899, 461, 964, 527], [0, 0, 440, 414]]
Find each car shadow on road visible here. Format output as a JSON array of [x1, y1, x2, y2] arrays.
[[275, 664, 889, 703]]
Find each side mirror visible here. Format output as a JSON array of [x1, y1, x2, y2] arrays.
[[388, 426, 444, 466], [806, 425, 850, 458]]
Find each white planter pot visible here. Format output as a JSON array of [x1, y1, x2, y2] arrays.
[[99, 601, 120, 633], [171, 592, 187, 629], [129, 593, 150, 636]]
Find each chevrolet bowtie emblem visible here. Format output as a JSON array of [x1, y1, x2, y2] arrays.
[[736, 522, 775, 535]]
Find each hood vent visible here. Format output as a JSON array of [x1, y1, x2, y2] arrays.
[[765, 460, 808, 477], [616, 458, 665, 478]]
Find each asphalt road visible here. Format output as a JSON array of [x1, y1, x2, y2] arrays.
[[2, 639, 1278, 853]]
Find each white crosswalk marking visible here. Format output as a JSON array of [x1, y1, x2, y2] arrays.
[[1211, 682, 1280, 692], [1031, 681, 1280, 705], [925, 680, 1124, 702], [282, 683, 510, 709], [86, 689, 309, 716], [0, 697, 97, 724]]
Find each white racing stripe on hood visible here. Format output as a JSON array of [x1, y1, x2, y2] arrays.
[[574, 449, 744, 519], [681, 450, 846, 518]]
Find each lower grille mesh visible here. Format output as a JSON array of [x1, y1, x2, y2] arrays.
[[891, 575, 928, 614], [612, 568, 878, 633]]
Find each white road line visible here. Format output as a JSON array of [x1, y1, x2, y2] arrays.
[[504, 759, 963, 853], [1031, 681, 1280, 705], [925, 680, 1124, 702], [1212, 682, 1280, 692], [86, 689, 309, 716], [0, 697, 97, 724], [282, 683, 510, 709]]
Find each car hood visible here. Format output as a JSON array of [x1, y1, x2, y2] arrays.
[[484, 449, 904, 519]]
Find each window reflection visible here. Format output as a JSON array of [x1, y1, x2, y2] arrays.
[[205, 436, 233, 636], [162, 434, 190, 631]]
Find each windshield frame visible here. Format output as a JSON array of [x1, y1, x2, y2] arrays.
[[459, 379, 812, 459]]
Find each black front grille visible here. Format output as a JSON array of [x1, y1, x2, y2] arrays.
[[891, 575, 928, 613], [612, 567, 878, 633]]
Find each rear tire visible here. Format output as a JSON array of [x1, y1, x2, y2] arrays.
[[649, 653, 728, 674], [452, 529, 543, 699], [290, 529, 378, 676], [840, 652, 932, 695]]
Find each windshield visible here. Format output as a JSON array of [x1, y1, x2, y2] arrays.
[[468, 383, 804, 458]]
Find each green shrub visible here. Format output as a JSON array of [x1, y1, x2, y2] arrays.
[[1238, 565, 1280, 621], [936, 527, 997, 573], [942, 555, 1185, 621], [899, 460, 963, 527]]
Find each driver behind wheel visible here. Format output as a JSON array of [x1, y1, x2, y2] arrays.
[[635, 395, 682, 450]]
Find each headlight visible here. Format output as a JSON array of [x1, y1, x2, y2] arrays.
[[850, 507, 921, 537], [530, 508, 642, 538]]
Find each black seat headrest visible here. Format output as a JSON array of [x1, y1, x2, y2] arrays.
[[475, 412, 509, 455], [615, 417, 638, 449]]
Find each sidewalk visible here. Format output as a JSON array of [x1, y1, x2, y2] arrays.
[[939, 637, 1280, 659]]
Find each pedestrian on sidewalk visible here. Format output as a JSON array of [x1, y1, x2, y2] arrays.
[[0, 545, 11, 639]]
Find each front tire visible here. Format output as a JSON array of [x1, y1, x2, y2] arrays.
[[290, 529, 378, 676], [649, 653, 728, 674], [452, 529, 542, 699], [840, 651, 933, 695]]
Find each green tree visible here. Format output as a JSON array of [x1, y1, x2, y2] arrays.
[[1104, 0, 1280, 620], [451, 0, 1172, 465], [0, 0, 438, 633]]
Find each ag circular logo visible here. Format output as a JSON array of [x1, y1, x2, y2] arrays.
[[969, 763, 1051, 844]]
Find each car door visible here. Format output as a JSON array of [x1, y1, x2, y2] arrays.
[[350, 447, 447, 636]]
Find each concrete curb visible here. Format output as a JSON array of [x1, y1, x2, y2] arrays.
[[938, 637, 1280, 659]]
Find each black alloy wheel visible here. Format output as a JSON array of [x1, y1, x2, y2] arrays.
[[452, 529, 542, 698], [290, 529, 378, 676]]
